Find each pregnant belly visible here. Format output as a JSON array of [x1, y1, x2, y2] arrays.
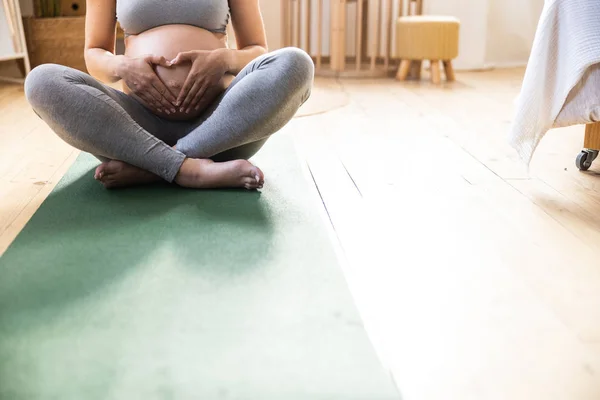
[[123, 25, 233, 121]]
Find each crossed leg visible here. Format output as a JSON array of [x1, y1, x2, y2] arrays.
[[24, 47, 314, 189]]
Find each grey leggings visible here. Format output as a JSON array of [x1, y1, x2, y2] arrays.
[[24, 47, 314, 182]]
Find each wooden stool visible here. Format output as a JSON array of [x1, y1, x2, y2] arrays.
[[395, 15, 460, 84]]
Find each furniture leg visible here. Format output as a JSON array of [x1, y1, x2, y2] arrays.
[[430, 59, 441, 84], [584, 122, 600, 150], [576, 122, 600, 171], [396, 59, 411, 81], [443, 60, 455, 82]]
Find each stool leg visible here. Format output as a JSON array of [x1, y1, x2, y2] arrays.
[[396, 60, 411, 81], [409, 60, 422, 80], [430, 60, 441, 84], [443, 60, 455, 82]]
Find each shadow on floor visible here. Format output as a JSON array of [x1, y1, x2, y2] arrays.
[[0, 164, 274, 333]]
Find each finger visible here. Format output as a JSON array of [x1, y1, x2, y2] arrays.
[[142, 81, 163, 104], [193, 84, 217, 111], [182, 81, 203, 113], [148, 55, 172, 67], [189, 84, 209, 112], [148, 74, 177, 106], [176, 75, 196, 108], [146, 85, 173, 114], [133, 85, 158, 108], [151, 78, 178, 106], [137, 91, 162, 113], [138, 83, 164, 112], [150, 81, 177, 112], [170, 51, 192, 65], [194, 85, 219, 111]]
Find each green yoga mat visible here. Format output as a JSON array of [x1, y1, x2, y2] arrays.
[[0, 136, 398, 400]]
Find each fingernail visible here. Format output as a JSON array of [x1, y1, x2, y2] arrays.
[[179, 107, 184, 112], [185, 109, 190, 114], [157, 108, 163, 113], [171, 108, 176, 113], [255, 174, 260, 183], [165, 110, 170, 115]]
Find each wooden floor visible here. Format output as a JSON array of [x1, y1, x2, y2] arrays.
[[2, 68, 600, 399]]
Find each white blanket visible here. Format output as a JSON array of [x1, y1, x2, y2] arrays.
[[555, 64, 600, 128], [508, 0, 600, 164]]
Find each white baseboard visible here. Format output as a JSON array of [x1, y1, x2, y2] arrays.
[[483, 61, 528, 69], [447, 61, 528, 72]]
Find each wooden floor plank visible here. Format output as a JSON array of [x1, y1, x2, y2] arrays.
[[2, 69, 600, 399]]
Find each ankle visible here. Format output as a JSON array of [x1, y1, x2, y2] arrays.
[[176, 158, 192, 181], [175, 158, 209, 182]]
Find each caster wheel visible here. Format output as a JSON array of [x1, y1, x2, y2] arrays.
[[576, 151, 592, 171]]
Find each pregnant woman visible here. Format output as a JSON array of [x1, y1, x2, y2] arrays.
[[24, 0, 314, 189]]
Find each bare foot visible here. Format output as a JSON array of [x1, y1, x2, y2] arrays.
[[94, 160, 161, 189], [174, 158, 264, 190]]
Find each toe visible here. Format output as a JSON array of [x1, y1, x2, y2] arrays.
[[95, 163, 107, 180], [248, 165, 264, 183], [243, 177, 259, 190], [98, 161, 124, 183], [254, 167, 265, 184]]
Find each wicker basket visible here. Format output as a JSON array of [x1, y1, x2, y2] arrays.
[[22, 16, 87, 72]]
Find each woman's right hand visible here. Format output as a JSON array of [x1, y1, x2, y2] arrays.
[[117, 55, 178, 114]]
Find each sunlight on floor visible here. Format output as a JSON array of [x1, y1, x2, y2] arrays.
[[2, 68, 600, 399]]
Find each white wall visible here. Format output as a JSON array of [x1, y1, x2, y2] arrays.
[[484, 0, 544, 68], [424, 0, 490, 70], [11, 0, 545, 71], [0, 3, 15, 58], [263, 0, 543, 70], [422, 0, 544, 69]]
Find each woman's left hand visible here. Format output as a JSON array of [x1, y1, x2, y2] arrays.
[[170, 50, 229, 114]]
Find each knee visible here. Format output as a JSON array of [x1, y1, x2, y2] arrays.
[[24, 64, 67, 109], [271, 47, 314, 92]]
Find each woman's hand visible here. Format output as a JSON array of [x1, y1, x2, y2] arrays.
[[170, 50, 229, 114], [117, 55, 178, 114]]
